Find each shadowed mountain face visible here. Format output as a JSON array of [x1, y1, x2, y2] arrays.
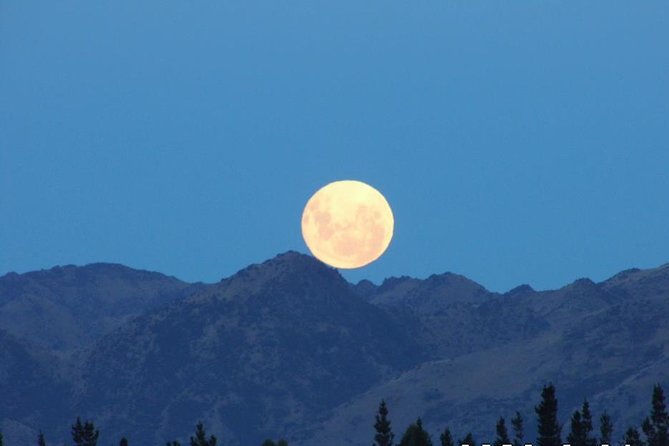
[[361, 273, 547, 359], [0, 328, 70, 441], [301, 267, 669, 445], [0, 263, 199, 352], [76, 253, 424, 446], [0, 254, 668, 446]]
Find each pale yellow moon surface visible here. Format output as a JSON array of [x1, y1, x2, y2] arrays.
[[301, 180, 394, 269]]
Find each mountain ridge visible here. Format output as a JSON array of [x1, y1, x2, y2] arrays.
[[0, 252, 667, 446]]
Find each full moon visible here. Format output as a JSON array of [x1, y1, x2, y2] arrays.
[[301, 180, 394, 269]]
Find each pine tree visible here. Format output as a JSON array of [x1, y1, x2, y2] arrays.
[[624, 427, 644, 446], [1, 431, 4, 446], [166, 441, 181, 446], [494, 417, 512, 446], [439, 428, 454, 446], [120, 438, 128, 446], [566, 401, 598, 446], [399, 418, 432, 446], [535, 384, 561, 446], [580, 400, 596, 446], [38, 431, 47, 446], [511, 412, 524, 446], [642, 384, 668, 446], [190, 422, 216, 446], [567, 410, 585, 446], [373, 400, 395, 446], [599, 411, 613, 445], [459, 432, 475, 446], [71, 417, 99, 446]]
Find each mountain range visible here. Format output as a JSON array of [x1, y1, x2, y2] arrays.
[[1, 252, 668, 445]]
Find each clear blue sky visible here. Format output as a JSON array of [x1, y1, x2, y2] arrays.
[[1, 1, 668, 292]]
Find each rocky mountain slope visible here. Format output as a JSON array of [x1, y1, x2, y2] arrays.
[[0, 254, 667, 446], [301, 265, 669, 445], [0, 328, 70, 442], [75, 252, 423, 445], [0, 263, 199, 352]]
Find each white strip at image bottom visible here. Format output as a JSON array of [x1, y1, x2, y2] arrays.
[[465, 444, 621, 446]]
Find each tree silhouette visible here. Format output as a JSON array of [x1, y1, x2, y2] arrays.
[[598, 411, 613, 445], [567, 410, 585, 446], [190, 422, 216, 446], [1, 431, 4, 446], [511, 411, 524, 446], [373, 400, 395, 446], [399, 418, 432, 446], [624, 427, 644, 446], [439, 428, 454, 446], [580, 400, 596, 446], [494, 417, 511, 446], [566, 400, 599, 446], [21, 383, 669, 446], [535, 384, 561, 446], [459, 432, 475, 446], [71, 417, 99, 446], [642, 384, 668, 446]]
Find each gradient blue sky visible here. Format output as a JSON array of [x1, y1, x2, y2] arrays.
[[2, 1, 668, 292]]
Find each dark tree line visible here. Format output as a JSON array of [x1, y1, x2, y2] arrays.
[[3, 418, 287, 446], [372, 384, 668, 446], [0, 384, 664, 446]]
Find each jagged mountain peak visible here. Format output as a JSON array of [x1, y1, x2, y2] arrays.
[[422, 271, 489, 293], [379, 275, 416, 289], [0, 264, 194, 352], [226, 251, 344, 285], [564, 277, 598, 291], [2, 262, 183, 282], [203, 251, 352, 307], [351, 279, 378, 300], [3, 255, 669, 446], [77, 255, 423, 446], [371, 271, 490, 309], [505, 283, 535, 296], [602, 262, 669, 299]]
